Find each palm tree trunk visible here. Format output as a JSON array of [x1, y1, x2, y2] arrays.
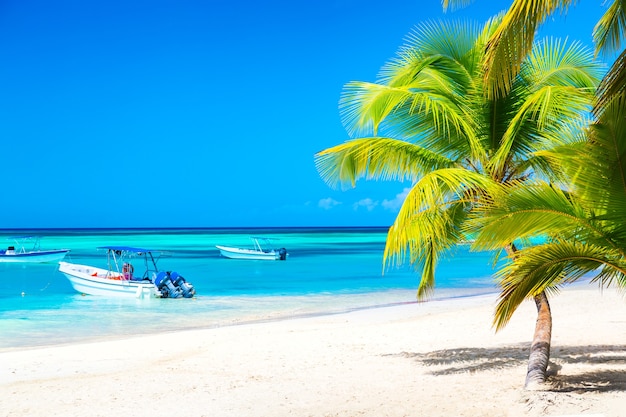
[[504, 244, 553, 389], [524, 291, 552, 389]]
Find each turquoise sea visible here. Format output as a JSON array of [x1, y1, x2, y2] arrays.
[[0, 227, 500, 351]]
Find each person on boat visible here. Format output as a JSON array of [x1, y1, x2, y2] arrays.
[[122, 262, 134, 280]]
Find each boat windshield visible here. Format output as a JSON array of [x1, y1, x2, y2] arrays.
[[7, 236, 42, 253], [250, 236, 278, 252], [98, 246, 164, 279]]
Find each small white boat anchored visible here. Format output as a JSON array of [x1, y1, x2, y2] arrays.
[[0, 236, 69, 263], [216, 236, 287, 261], [58, 246, 195, 299]]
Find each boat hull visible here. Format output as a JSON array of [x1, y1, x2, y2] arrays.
[[215, 245, 282, 260], [58, 262, 160, 298], [0, 249, 69, 263]]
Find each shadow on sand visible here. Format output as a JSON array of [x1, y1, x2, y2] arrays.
[[387, 343, 626, 392]]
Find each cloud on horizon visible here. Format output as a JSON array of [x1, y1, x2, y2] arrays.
[[317, 187, 410, 214], [382, 187, 411, 212], [318, 197, 342, 210], [353, 198, 378, 211]]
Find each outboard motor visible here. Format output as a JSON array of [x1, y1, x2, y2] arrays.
[[169, 271, 195, 298], [278, 248, 287, 260], [153, 271, 182, 298]]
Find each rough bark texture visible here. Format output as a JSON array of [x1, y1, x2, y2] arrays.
[[503, 244, 554, 389], [525, 291, 552, 389]]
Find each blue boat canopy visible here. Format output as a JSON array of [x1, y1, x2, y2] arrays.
[[98, 246, 154, 253]]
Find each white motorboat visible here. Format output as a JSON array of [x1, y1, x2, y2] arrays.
[[0, 236, 69, 263], [216, 236, 287, 260], [58, 246, 195, 299]]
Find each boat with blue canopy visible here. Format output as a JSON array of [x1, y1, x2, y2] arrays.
[[0, 236, 69, 263], [58, 246, 195, 298]]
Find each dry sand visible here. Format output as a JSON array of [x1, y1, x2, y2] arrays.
[[1, 286, 625, 417]]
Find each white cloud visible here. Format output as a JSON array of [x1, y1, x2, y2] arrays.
[[353, 198, 378, 211], [382, 187, 411, 211], [318, 197, 342, 210]]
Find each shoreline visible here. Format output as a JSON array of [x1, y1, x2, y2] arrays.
[[1, 286, 498, 352], [2, 285, 625, 416]]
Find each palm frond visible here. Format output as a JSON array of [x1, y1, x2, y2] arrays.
[[593, 0, 626, 57], [389, 168, 497, 233], [339, 80, 478, 148], [525, 121, 589, 184], [385, 198, 470, 300], [339, 82, 415, 137], [484, 37, 598, 180], [488, 85, 592, 178], [470, 182, 590, 250], [494, 241, 626, 330], [314, 138, 452, 189], [522, 38, 601, 90], [483, 0, 577, 98], [594, 48, 626, 112], [441, 0, 475, 11], [383, 168, 497, 290], [382, 19, 484, 88], [578, 90, 626, 216], [474, 178, 626, 259]]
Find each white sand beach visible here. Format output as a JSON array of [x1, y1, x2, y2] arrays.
[[1, 286, 625, 417]]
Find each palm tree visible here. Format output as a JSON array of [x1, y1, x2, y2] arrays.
[[468, 89, 626, 385], [314, 17, 601, 388], [441, 0, 626, 387]]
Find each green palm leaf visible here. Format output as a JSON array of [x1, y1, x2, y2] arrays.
[[594, 49, 626, 111], [314, 138, 452, 189], [593, 0, 626, 57], [481, 0, 577, 98], [384, 168, 497, 299], [471, 183, 577, 247], [577, 90, 626, 215], [494, 241, 626, 330]]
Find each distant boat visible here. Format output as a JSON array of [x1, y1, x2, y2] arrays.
[[216, 236, 287, 261], [0, 236, 69, 263], [58, 246, 195, 299]]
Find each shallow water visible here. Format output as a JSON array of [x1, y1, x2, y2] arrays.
[[0, 228, 499, 350]]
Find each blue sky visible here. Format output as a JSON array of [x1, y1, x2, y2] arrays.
[[0, 0, 607, 228]]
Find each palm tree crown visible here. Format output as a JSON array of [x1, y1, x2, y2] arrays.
[[315, 16, 602, 299]]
